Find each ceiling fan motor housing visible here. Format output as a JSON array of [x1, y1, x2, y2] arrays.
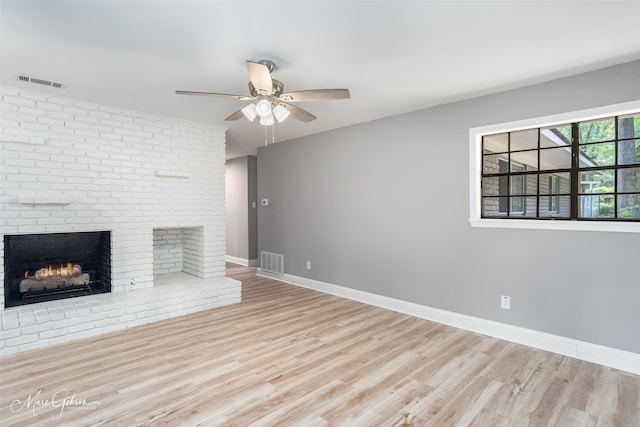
[[248, 79, 284, 98]]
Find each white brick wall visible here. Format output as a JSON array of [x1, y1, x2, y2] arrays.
[[153, 228, 184, 274], [0, 86, 239, 355]]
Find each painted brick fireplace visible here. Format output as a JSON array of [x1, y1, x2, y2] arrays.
[[0, 87, 240, 355]]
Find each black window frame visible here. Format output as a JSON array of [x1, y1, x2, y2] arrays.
[[480, 113, 640, 222]]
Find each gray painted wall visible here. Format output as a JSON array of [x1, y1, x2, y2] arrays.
[[247, 155, 258, 261], [225, 156, 258, 262], [257, 60, 640, 354]]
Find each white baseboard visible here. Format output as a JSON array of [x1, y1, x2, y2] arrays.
[[257, 269, 640, 375], [226, 255, 258, 267]]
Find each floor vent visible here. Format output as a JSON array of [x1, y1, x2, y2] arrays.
[[261, 251, 284, 275]]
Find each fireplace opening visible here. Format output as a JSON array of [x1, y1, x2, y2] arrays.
[[4, 231, 111, 308]]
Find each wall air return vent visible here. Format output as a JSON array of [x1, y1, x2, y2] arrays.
[[260, 251, 284, 275], [18, 75, 65, 89]]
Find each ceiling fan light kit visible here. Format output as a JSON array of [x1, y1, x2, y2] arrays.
[[273, 104, 290, 123], [256, 99, 273, 118], [259, 115, 275, 126], [241, 103, 258, 121], [176, 59, 350, 142]]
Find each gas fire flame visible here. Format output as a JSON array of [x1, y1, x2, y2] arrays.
[[24, 263, 79, 280]]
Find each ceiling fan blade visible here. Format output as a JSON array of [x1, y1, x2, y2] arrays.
[[224, 109, 245, 121], [278, 89, 350, 102], [176, 90, 255, 101], [246, 61, 273, 95], [279, 102, 316, 122]]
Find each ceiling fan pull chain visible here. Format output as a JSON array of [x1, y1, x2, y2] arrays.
[[264, 125, 268, 147]]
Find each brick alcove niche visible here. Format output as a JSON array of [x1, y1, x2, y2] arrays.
[[153, 227, 209, 283]]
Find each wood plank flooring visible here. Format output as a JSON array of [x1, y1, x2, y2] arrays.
[[0, 266, 638, 426]]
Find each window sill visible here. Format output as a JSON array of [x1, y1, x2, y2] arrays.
[[469, 218, 640, 233]]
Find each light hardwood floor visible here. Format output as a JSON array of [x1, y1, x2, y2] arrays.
[[0, 266, 638, 426]]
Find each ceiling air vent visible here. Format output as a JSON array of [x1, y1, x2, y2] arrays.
[[18, 75, 65, 89]]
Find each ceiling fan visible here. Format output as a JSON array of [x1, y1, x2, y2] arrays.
[[176, 60, 350, 126]]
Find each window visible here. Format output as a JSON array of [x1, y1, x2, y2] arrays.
[[470, 100, 640, 232], [481, 114, 639, 220]]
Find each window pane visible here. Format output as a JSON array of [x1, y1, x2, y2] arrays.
[[617, 194, 640, 219], [540, 147, 572, 170], [539, 172, 570, 194], [499, 175, 508, 196], [618, 114, 639, 139], [579, 118, 615, 143], [511, 150, 537, 171], [618, 139, 640, 165], [523, 196, 537, 216], [579, 142, 615, 167], [579, 195, 615, 218], [482, 154, 504, 173], [510, 175, 525, 195], [617, 167, 639, 193], [499, 159, 509, 174], [510, 196, 524, 214], [540, 196, 570, 217], [540, 125, 572, 148], [579, 170, 614, 194], [483, 133, 508, 153], [509, 197, 536, 217], [510, 175, 538, 196], [482, 176, 500, 196], [510, 129, 538, 151], [482, 197, 506, 216], [510, 161, 525, 173], [524, 174, 537, 195]]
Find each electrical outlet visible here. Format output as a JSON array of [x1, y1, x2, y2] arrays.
[[501, 295, 510, 310], [306, 260, 311, 270]]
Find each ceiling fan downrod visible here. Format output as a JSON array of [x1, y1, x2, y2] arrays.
[[257, 59, 275, 73]]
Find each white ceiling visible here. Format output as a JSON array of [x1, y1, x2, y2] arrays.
[[2, 1, 640, 159]]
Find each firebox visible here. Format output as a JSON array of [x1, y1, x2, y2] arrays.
[[3, 231, 111, 308]]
